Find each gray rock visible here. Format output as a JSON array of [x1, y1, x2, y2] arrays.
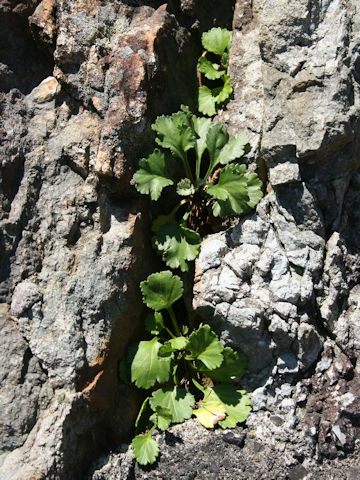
[[1, 0, 360, 478], [193, 0, 360, 465]]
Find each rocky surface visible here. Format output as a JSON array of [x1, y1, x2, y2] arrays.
[[1, 0, 360, 479], [87, 420, 360, 480], [193, 0, 360, 466]]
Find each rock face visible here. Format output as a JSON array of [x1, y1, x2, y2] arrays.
[[0, 1, 359, 480], [194, 0, 360, 468]]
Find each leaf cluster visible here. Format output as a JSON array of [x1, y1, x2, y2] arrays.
[[197, 28, 233, 116], [133, 106, 262, 271], [120, 271, 251, 466]]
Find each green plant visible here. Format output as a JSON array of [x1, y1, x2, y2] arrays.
[[197, 27, 233, 116], [133, 106, 263, 271], [120, 271, 251, 466]]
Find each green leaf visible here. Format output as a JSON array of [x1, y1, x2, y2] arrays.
[[198, 86, 217, 117], [185, 325, 224, 370], [202, 347, 247, 382], [133, 149, 174, 201], [216, 74, 233, 103], [135, 397, 152, 434], [206, 123, 229, 172], [159, 336, 187, 354], [193, 393, 226, 428], [214, 385, 252, 428], [246, 172, 263, 208], [145, 311, 165, 335], [150, 387, 195, 423], [195, 384, 252, 429], [152, 213, 174, 233], [177, 178, 195, 196], [152, 112, 196, 163], [201, 27, 232, 55], [207, 164, 250, 217], [150, 405, 172, 431], [132, 432, 159, 466], [198, 56, 224, 80], [131, 338, 173, 389], [198, 78, 233, 117], [140, 271, 183, 311], [155, 221, 201, 272], [221, 52, 229, 68], [216, 132, 249, 165], [192, 115, 212, 175], [180, 106, 212, 177]]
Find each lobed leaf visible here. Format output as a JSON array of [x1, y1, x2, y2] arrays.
[[193, 392, 226, 428], [159, 336, 187, 354], [152, 112, 196, 162], [185, 325, 224, 370], [150, 387, 195, 423], [206, 123, 229, 172], [201, 347, 246, 383], [180, 105, 212, 175], [150, 405, 172, 431], [198, 86, 217, 117], [194, 384, 252, 429], [140, 271, 183, 311], [214, 385, 252, 429], [207, 164, 250, 217], [201, 27, 232, 55], [216, 74, 233, 103], [177, 178, 195, 196], [132, 432, 160, 466], [198, 78, 233, 117], [131, 338, 173, 389], [245, 173, 263, 208], [133, 149, 174, 201], [155, 221, 201, 272], [198, 56, 224, 80], [216, 132, 249, 165]]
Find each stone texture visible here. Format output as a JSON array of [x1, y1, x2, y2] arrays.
[[1, 0, 360, 479], [193, 0, 360, 467], [87, 418, 360, 480], [0, 1, 237, 478]]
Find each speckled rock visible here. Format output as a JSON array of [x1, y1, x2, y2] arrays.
[[1, 0, 360, 479], [194, 0, 360, 465]]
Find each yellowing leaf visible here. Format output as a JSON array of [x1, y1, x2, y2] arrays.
[[193, 399, 226, 428]]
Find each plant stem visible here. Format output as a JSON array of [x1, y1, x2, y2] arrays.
[[167, 306, 181, 337], [195, 153, 202, 184], [165, 327, 176, 339], [170, 198, 189, 218], [180, 153, 195, 186], [204, 161, 216, 184]]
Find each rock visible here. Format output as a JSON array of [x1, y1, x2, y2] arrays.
[[194, 0, 360, 464], [1, 0, 360, 478], [28, 76, 60, 104], [10, 281, 42, 317], [0, 304, 48, 455], [87, 416, 360, 480]]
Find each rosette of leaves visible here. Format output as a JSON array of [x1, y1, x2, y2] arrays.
[[119, 271, 251, 466], [197, 27, 233, 116], [133, 106, 263, 272]]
